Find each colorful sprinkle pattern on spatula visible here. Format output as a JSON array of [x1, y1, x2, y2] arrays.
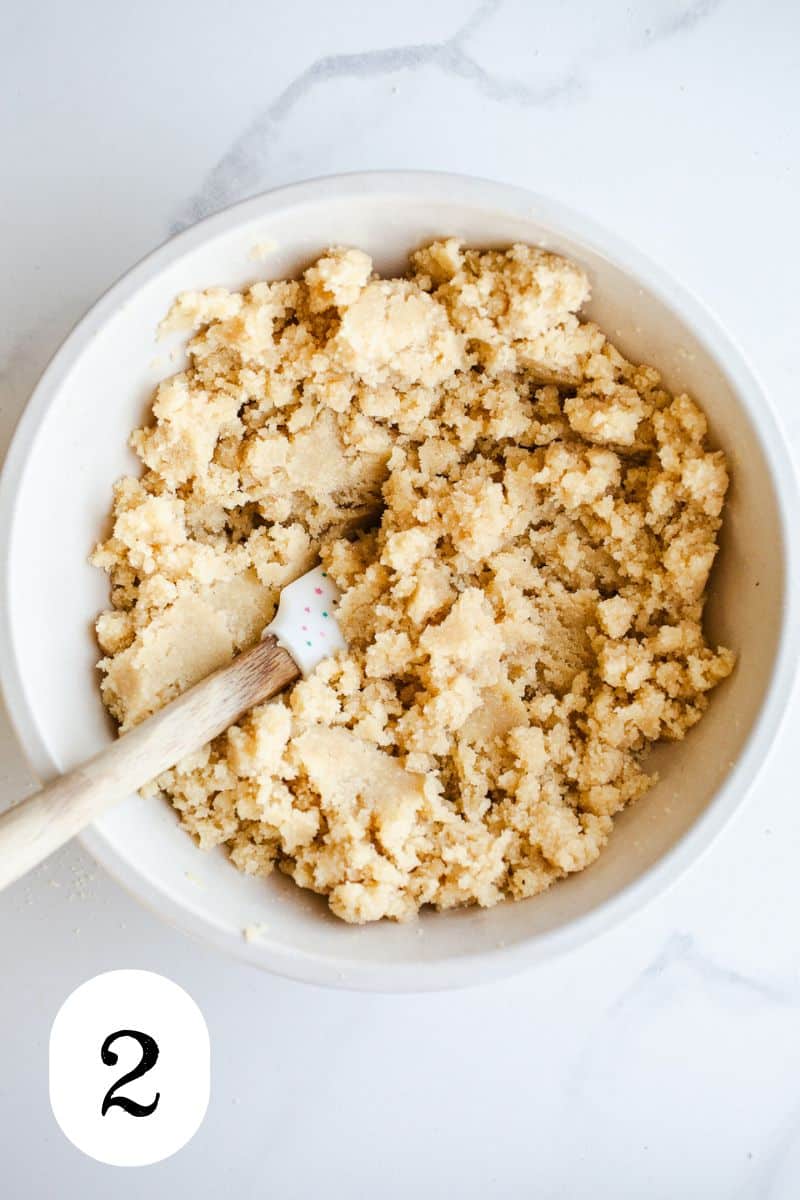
[[264, 563, 345, 676]]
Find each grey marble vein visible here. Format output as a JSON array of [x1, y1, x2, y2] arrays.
[[171, 0, 725, 233], [642, 0, 723, 44], [617, 932, 794, 1010], [757, 1101, 800, 1200], [563, 931, 798, 1104], [170, 0, 579, 232]]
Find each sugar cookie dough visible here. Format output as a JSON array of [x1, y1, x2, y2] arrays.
[[92, 241, 734, 923]]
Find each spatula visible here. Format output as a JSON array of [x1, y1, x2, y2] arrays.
[[0, 565, 344, 891]]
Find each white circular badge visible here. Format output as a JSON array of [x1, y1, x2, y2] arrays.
[[49, 969, 210, 1166]]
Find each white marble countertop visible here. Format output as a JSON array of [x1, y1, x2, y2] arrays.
[[2, 1, 799, 1195]]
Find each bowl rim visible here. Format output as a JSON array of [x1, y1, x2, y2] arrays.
[[1, 169, 798, 991]]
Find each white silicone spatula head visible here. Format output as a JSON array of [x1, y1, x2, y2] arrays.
[[264, 564, 346, 676]]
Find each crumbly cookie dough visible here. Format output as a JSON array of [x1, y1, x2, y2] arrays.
[[92, 240, 734, 923]]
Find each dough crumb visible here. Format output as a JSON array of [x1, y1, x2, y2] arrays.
[[249, 238, 278, 261], [243, 923, 268, 942]]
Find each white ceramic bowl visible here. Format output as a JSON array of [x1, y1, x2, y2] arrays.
[[1, 173, 797, 991]]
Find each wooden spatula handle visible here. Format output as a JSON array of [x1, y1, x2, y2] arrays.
[[0, 635, 299, 891]]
